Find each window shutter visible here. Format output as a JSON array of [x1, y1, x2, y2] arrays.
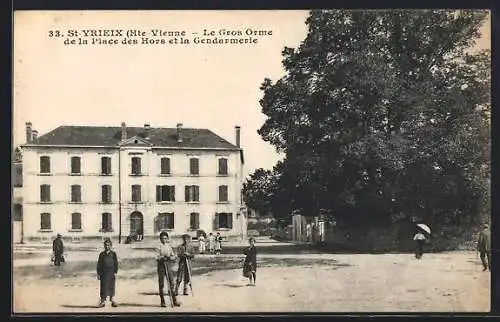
[[228, 213, 233, 229], [185, 186, 189, 202], [108, 186, 112, 203], [101, 157, 106, 174], [101, 185, 106, 203], [214, 213, 219, 230], [195, 213, 200, 229], [47, 186, 51, 202], [171, 186, 175, 202], [107, 213, 112, 230], [154, 215, 159, 233], [168, 213, 175, 229], [107, 157, 112, 174], [156, 186, 161, 202], [195, 186, 199, 201]]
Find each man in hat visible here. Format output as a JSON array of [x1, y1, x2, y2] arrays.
[[175, 234, 195, 296], [477, 223, 491, 271], [156, 231, 180, 307], [52, 233, 65, 277]]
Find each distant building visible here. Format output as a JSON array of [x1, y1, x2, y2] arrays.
[[19, 122, 247, 242], [12, 149, 23, 243]]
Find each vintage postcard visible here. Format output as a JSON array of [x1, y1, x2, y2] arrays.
[[12, 10, 491, 314]]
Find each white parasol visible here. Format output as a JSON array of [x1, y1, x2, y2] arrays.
[[417, 223, 431, 235]]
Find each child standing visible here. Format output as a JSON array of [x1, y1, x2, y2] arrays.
[[96, 238, 118, 308], [176, 234, 195, 296], [198, 233, 206, 254], [156, 231, 181, 307], [208, 233, 215, 254], [214, 232, 223, 255], [243, 237, 257, 286]]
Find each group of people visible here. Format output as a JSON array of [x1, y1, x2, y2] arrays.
[[412, 223, 491, 272], [197, 232, 223, 255], [87, 232, 258, 308]]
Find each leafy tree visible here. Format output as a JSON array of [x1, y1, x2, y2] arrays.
[[257, 9, 490, 230]]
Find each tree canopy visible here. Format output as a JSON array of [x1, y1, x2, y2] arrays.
[[243, 10, 490, 229]]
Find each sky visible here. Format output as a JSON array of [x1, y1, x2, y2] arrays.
[[13, 10, 490, 179]]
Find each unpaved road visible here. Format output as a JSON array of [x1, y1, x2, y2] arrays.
[[13, 247, 489, 313]]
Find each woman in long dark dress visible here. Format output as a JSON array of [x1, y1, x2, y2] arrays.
[[96, 238, 119, 307], [243, 237, 257, 286]]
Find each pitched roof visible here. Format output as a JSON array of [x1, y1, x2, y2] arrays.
[[28, 125, 240, 150]]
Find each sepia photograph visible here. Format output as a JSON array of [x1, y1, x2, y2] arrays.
[[12, 9, 491, 313]]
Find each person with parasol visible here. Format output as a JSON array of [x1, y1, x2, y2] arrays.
[[413, 224, 431, 259]]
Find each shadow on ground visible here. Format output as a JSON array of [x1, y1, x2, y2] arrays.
[[117, 302, 161, 308], [13, 256, 347, 281], [61, 304, 100, 309]]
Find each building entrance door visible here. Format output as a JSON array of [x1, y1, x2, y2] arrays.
[[130, 211, 144, 240]]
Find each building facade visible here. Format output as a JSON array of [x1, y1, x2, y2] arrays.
[[12, 148, 23, 243], [20, 122, 247, 243]]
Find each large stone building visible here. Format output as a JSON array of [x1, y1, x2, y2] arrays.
[[19, 122, 247, 243]]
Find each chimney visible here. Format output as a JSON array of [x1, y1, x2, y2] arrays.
[[235, 126, 241, 148], [176, 123, 183, 143], [144, 123, 150, 140], [121, 122, 127, 141], [32, 130, 38, 142], [26, 122, 32, 143]]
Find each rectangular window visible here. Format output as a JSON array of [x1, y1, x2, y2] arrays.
[[190, 212, 200, 230], [101, 213, 112, 232], [156, 185, 175, 202], [102, 185, 112, 203], [131, 157, 141, 175], [71, 185, 82, 203], [156, 213, 175, 231], [101, 157, 112, 175], [40, 156, 50, 174], [13, 164, 22, 187], [214, 213, 233, 229], [218, 158, 228, 175], [131, 185, 141, 202], [71, 156, 81, 174], [71, 213, 82, 230], [185, 185, 200, 202], [189, 158, 199, 175], [218, 185, 228, 202], [40, 184, 51, 202], [40, 213, 51, 230], [160, 157, 171, 175]]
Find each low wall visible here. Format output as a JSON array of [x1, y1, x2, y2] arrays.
[[320, 223, 481, 253]]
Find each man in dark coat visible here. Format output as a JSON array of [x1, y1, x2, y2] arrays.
[[478, 223, 491, 271], [156, 231, 181, 307], [52, 234, 64, 277], [175, 234, 195, 296], [97, 238, 119, 307]]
